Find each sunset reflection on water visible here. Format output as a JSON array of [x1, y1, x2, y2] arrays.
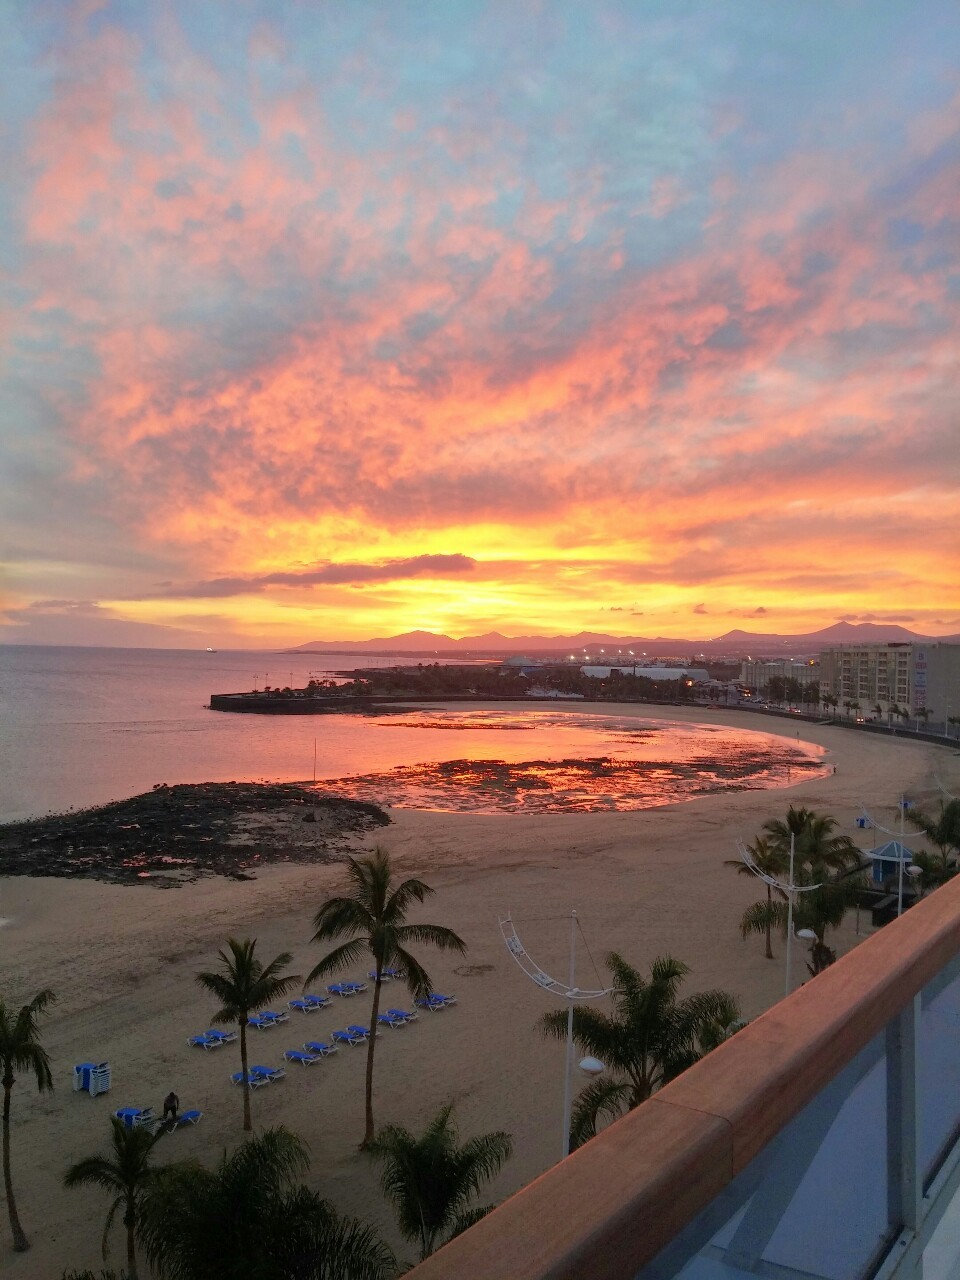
[[320, 710, 826, 813]]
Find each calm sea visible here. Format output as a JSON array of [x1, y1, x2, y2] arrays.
[[0, 645, 822, 822]]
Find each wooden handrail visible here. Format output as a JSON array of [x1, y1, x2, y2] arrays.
[[409, 876, 960, 1280]]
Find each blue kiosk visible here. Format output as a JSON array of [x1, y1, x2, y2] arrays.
[[868, 839, 915, 887]]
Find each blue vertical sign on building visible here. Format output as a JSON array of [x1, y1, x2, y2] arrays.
[[914, 648, 927, 708]]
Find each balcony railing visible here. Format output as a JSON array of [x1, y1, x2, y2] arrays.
[[409, 878, 960, 1280]]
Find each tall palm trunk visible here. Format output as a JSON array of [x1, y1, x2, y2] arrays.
[[764, 884, 774, 960], [362, 975, 383, 1148], [125, 1202, 139, 1280], [3, 1078, 29, 1251], [240, 1019, 252, 1132]]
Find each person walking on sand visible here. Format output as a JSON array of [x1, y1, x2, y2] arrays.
[[162, 1090, 179, 1124]]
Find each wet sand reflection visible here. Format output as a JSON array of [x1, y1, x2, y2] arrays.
[[318, 711, 826, 813]]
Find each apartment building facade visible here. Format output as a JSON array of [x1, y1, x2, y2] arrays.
[[819, 641, 960, 725], [739, 659, 820, 691]]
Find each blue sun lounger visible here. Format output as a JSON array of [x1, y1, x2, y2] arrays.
[[187, 1033, 222, 1050], [204, 1028, 237, 1043], [347, 1023, 378, 1039], [250, 1064, 286, 1081], [231, 1070, 271, 1088], [385, 1008, 417, 1023], [287, 999, 320, 1015], [327, 984, 357, 998], [247, 1015, 274, 1031], [283, 1049, 324, 1066], [176, 1109, 203, 1127], [115, 1106, 154, 1129], [415, 993, 457, 1011], [302, 993, 332, 1008], [377, 1012, 407, 1029], [256, 1010, 289, 1025], [332, 1029, 365, 1046], [368, 967, 401, 981], [303, 1040, 338, 1056]]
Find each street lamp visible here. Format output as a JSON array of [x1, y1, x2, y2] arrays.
[[499, 913, 612, 1160], [900, 864, 923, 917], [738, 834, 821, 998], [795, 927, 817, 971]]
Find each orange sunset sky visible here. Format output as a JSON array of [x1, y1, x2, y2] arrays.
[[1, 2, 958, 648]]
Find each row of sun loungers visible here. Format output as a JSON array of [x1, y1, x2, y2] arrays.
[[189, 992, 456, 1049], [223, 1005, 437, 1079]]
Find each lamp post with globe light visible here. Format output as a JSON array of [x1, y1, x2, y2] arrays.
[[499, 911, 613, 1160], [738, 833, 822, 998]]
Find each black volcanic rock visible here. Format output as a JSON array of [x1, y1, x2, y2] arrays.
[[0, 782, 390, 886]]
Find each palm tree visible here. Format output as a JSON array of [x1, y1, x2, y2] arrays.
[[762, 805, 813, 852], [306, 847, 466, 1148], [743, 867, 864, 977], [724, 836, 787, 959], [540, 953, 740, 1149], [369, 1105, 512, 1263], [948, 716, 960, 740], [796, 813, 861, 874], [741, 810, 864, 976], [762, 807, 859, 876], [872, 703, 883, 722], [138, 1127, 394, 1280], [196, 939, 300, 1131], [906, 800, 960, 883], [914, 707, 932, 732], [64, 1117, 163, 1280], [1, 987, 55, 1252]]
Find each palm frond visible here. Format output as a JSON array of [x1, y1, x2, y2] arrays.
[[392, 948, 433, 1003], [64, 1156, 124, 1194], [568, 1077, 633, 1149], [304, 938, 369, 987], [384, 877, 431, 921], [539, 1005, 627, 1067], [311, 897, 375, 943], [451, 1131, 513, 1206], [739, 899, 787, 939], [99, 1195, 122, 1262], [449, 1205, 493, 1241], [0, 988, 56, 1092], [393, 922, 466, 955]]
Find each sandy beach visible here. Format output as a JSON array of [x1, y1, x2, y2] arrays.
[[3, 706, 958, 1277]]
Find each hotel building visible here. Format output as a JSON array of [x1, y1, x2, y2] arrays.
[[818, 642, 960, 727]]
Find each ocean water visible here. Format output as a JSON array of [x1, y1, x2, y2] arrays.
[[0, 645, 824, 822]]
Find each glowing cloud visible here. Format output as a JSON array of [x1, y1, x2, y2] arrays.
[[1, 3, 958, 645]]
